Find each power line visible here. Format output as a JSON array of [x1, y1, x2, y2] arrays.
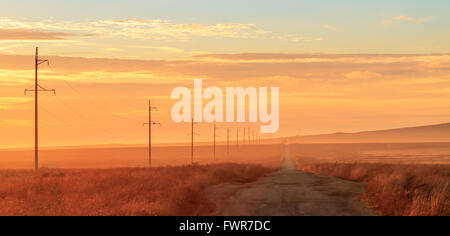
[[214, 122, 216, 161], [38, 103, 103, 137], [59, 79, 133, 122], [188, 119, 202, 165], [191, 119, 196, 165], [52, 79, 143, 141], [52, 94, 119, 138]]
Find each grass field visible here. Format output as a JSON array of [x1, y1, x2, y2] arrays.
[[290, 143, 450, 216], [0, 144, 283, 216], [0, 164, 276, 216], [2, 142, 448, 216]]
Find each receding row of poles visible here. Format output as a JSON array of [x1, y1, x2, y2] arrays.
[[142, 100, 264, 168], [188, 120, 263, 167], [27, 48, 263, 170]]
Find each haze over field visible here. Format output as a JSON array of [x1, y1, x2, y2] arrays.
[[0, 144, 284, 169], [1, 123, 450, 169]]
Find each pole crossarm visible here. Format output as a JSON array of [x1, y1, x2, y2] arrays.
[[143, 121, 161, 126], [24, 85, 56, 95], [37, 59, 49, 66]]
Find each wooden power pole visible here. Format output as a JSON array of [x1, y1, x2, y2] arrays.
[[25, 47, 55, 170], [188, 119, 200, 165], [227, 127, 230, 156], [34, 48, 39, 170], [243, 127, 246, 145], [236, 127, 239, 150], [248, 126, 251, 145], [149, 100, 152, 167], [191, 118, 194, 165], [214, 123, 216, 160], [143, 100, 159, 168]]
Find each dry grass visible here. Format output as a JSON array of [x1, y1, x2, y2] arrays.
[[0, 164, 274, 216], [298, 163, 449, 216], [289, 143, 450, 165], [291, 144, 450, 216]]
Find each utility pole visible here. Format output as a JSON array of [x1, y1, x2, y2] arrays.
[[188, 119, 200, 165], [192, 119, 194, 164], [227, 127, 230, 156], [149, 101, 152, 167], [34, 48, 39, 170], [143, 100, 159, 168], [243, 127, 246, 146], [248, 126, 251, 145], [236, 127, 239, 150], [251, 129, 254, 145], [214, 123, 216, 160], [191, 118, 195, 165], [25, 47, 55, 170]]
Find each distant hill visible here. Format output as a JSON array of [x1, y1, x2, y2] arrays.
[[287, 123, 450, 144], [3, 123, 450, 151]]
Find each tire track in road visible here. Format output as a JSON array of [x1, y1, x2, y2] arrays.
[[206, 145, 376, 216]]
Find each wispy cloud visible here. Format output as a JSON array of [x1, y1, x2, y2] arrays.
[[1, 53, 448, 84], [104, 48, 123, 52], [0, 17, 324, 44], [395, 16, 414, 21], [346, 71, 382, 80], [382, 16, 430, 25], [279, 34, 324, 43], [0, 17, 263, 41], [322, 25, 337, 31], [0, 119, 33, 127], [0, 44, 24, 53], [129, 45, 184, 53], [0, 28, 72, 41], [0, 97, 33, 110], [1, 53, 449, 141]]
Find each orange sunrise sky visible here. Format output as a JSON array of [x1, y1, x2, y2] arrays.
[[1, 0, 450, 148]]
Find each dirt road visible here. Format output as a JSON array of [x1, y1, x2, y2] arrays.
[[206, 145, 376, 216]]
